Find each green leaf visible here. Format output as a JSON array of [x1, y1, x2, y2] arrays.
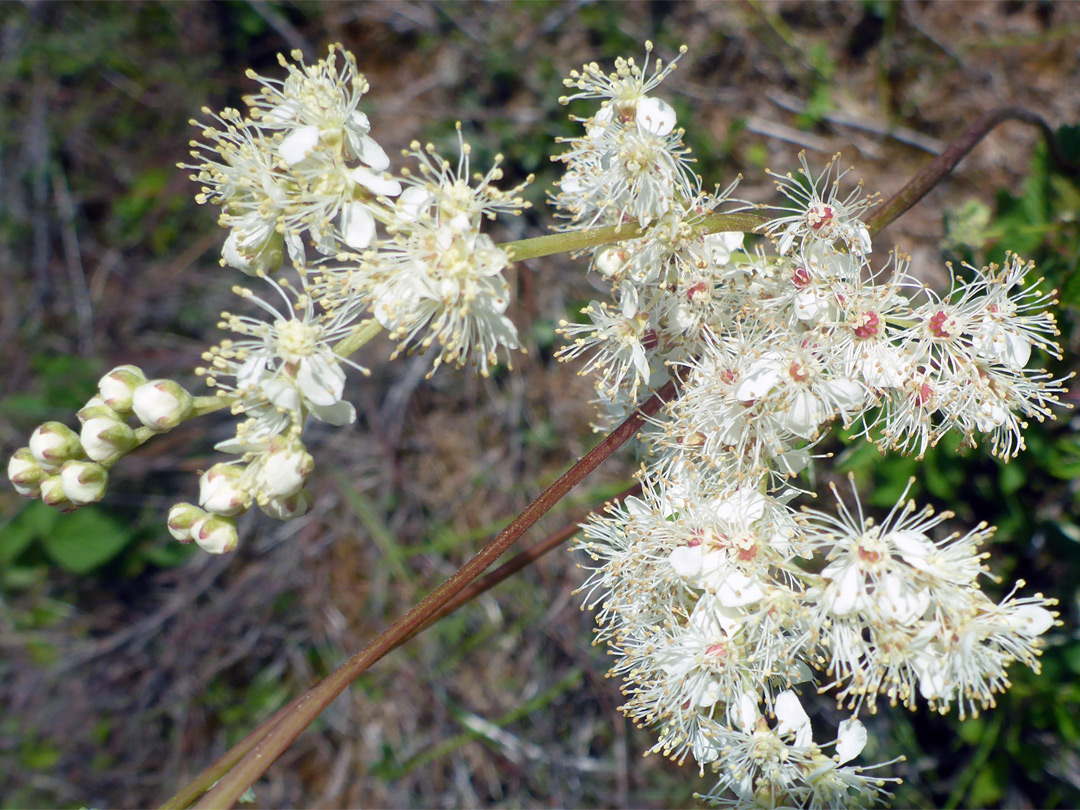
[[0, 500, 58, 563], [40, 508, 132, 574]]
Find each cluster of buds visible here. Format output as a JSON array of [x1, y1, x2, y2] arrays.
[[8, 366, 194, 512], [558, 46, 1066, 808]]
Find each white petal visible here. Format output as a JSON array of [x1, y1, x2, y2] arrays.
[[636, 96, 676, 136], [279, 125, 320, 165], [774, 690, 810, 738], [340, 202, 375, 249], [398, 186, 434, 221], [716, 571, 765, 608], [309, 399, 356, 426], [735, 362, 781, 402], [736, 692, 759, 732], [1007, 604, 1055, 636], [835, 718, 867, 764], [823, 377, 865, 411], [669, 546, 704, 579], [784, 389, 825, 438], [829, 564, 862, 616], [357, 133, 390, 171], [350, 166, 402, 197], [296, 356, 346, 407], [263, 378, 302, 412]]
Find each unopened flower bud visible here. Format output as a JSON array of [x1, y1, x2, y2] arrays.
[[595, 246, 627, 279], [60, 460, 108, 506], [8, 448, 45, 497], [77, 396, 119, 425], [40, 474, 74, 511], [222, 228, 284, 276], [29, 422, 84, 470], [259, 438, 314, 499], [80, 417, 137, 463], [167, 502, 206, 542], [98, 365, 148, 413], [132, 380, 193, 431], [259, 489, 313, 521], [190, 515, 239, 554], [199, 463, 249, 516]]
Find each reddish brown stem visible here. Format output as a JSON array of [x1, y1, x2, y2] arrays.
[[176, 384, 674, 810], [865, 106, 1076, 237]]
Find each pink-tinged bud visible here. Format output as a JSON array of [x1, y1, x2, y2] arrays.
[[29, 422, 84, 470], [259, 489, 313, 521], [98, 365, 148, 413], [190, 515, 239, 554], [40, 474, 74, 511], [132, 380, 193, 431], [80, 417, 137, 463], [199, 463, 249, 516], [8, 448, 45, 497], [77, 396, 119, 425], [59, 460, 108, 506], [167, 502, 206, 542], [259, 439, 314, 499]]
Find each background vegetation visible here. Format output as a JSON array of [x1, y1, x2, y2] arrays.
[[1, 2, 1079, 808]]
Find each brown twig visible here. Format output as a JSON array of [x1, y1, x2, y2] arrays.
[[163, 385, 674, 810], [865, 105, 1078, 237]]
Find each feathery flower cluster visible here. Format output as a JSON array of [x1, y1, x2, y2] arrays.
[[9, 46, 532, 551], [560, 46, 1066, 808], [3, 40, 1070, 808]]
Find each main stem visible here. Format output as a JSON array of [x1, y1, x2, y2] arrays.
[[174, 383, 674, 810]]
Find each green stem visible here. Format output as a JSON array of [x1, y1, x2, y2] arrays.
[[163, 384, 675, 810], [500, 212, 768, 261], [332, 316, 383, 359]]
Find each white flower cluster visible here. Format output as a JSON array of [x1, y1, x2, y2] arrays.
[[177, 50, 533, 545], [9, 46, 532, 551], [561, 47, 1065, 808]]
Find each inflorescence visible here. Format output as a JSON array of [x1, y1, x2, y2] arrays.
[[6, 41, 1070, 809]]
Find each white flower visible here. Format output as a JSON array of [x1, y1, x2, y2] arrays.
[[764, 153, 874, 257], [257, 438, 313, 499], [244, 45, 388, 170], [370, 224, 521, 378], [557, 300, 653, 399], [199, 272, 364, 429], [80, 416, 136, 463], [8, 448, 45, 497]]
